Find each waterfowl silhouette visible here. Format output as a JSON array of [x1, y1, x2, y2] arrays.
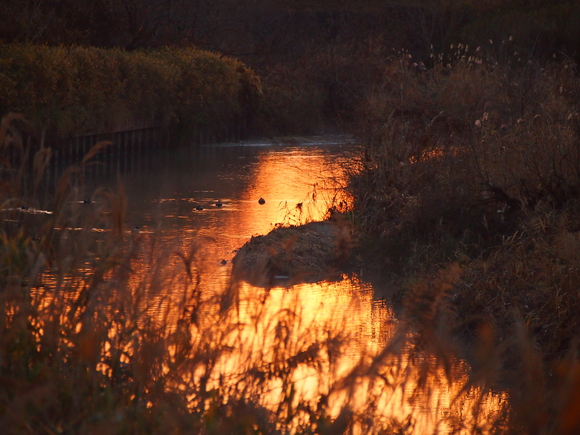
[[258, 197, 266, 205], [195, 205, 204, 211], [216, 200, 223, 207]]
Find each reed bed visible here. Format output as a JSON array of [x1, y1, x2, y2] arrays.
[[0, 44, 262, 139]]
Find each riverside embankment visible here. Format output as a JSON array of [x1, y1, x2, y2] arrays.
[[348, 46, 580, 370], [0, 44, 262, 142]]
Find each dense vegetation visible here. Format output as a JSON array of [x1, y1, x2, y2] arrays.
[[0, 44, 261, 138], [3, 0, 580, 433], [3, 0, 579, 134], [349, 42, 580, 360]]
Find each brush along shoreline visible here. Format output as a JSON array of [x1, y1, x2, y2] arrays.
[[232, 215, 356, 287], [0, 44, 262, 139]]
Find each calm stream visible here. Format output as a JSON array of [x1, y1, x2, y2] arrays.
[[61, 134, 507, 432]]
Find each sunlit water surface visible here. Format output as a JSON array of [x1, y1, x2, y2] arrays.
[[67, 136, 507, 432]]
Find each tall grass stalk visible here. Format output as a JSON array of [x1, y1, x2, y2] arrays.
[[0, 114, 521, 433]]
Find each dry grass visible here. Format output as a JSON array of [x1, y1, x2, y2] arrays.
[[0, 114, 525, 434], [453, 204, 580, 358], [6, 98, 580, 433], [350, 42, 580, 269], [0, 44, 262, 139], [349, 42, 580, 432], [4, 41, 580, 429]]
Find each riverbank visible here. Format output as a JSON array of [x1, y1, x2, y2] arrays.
[[232, 216, 355, 288], [0, 44, 262, 140], [348, 45, 580, 365], [344, 48, 580, 429]]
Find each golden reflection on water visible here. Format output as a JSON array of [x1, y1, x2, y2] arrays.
[[240, 148, 353, 226], [41, 139, 507, 431], [179, 273, 507, 434], [117, 140, 508, 432]]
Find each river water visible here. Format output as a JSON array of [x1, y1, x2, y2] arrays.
[[66, 135, 508, 432]]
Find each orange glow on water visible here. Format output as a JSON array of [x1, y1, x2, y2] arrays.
[[36, 138, 508, 432], [172, 273, 507, 434], [119, 139, 507, 432]]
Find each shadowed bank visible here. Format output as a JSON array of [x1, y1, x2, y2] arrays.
[[232, 215, 356, 288]]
